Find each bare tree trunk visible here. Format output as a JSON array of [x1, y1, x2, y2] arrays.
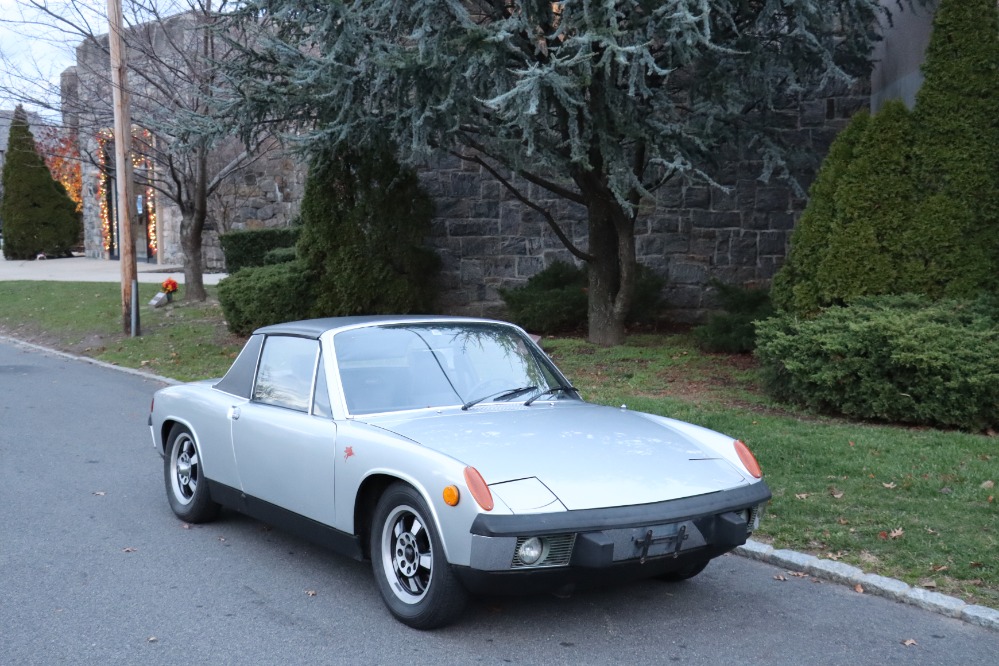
[[180, 208, 207, 301], [180, 146, 209, 301], [584, 188, 636, 346]]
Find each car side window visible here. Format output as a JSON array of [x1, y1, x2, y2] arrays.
[[252, 336, 319, 412], [313, 351, 333, 419]]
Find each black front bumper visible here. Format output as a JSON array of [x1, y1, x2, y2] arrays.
[[455, 482, 771, 595]]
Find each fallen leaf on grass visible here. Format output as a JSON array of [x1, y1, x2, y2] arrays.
[[901, 639, 917, 647], [879, 531, 889, 540], [882, 482, 896, 489], [939, 487, 952, 494], [837, 517, 849, 525], [854, 584, 864, 594], [825, 551, 847, 561], [982, 480, 995, 489], [919, 579, 937, 589], [970, 561, 983, 568], [889, 528, 904, 539], [829, 488, 844, 499], [930, 564, 948, 573], [794, 493, 809, 500]]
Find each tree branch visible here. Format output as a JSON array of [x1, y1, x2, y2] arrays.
[[450, 149, 594, 263]]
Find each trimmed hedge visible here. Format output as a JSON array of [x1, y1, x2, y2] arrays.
[[499, 260, 664, 334], [219, 227, 300, 273], [217, 260, 315, 336], [755, 295, 999, 431]]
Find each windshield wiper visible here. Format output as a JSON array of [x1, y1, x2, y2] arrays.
[[461, 385, 538, 411], [524, 385, 577, 406]]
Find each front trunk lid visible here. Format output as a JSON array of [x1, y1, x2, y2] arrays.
[[368, 402, 747, 510]]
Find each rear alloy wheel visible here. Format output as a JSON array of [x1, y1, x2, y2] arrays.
[[658, 558, 710, 582], [164, 424, 219, 523], [370, 483, 467, 629]]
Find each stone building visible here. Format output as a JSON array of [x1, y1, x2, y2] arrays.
[[61, 11, 303, 270], [61, 10, 885, 321]]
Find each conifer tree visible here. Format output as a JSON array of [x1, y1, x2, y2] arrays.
[[297, 146, 440, 317], [819, 100, 917, 302], [910, 0, 999, 296], [770, 112, 870, 314], [1, 106, 81, 260]]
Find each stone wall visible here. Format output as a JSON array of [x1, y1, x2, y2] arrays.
[[422, 83, 868, 322]]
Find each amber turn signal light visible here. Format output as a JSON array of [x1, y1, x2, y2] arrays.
[[442, 485, 460, 506], [734, 440, 763, 479]]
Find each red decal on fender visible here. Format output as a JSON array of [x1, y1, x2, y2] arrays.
[[343, 446, 355, 462]]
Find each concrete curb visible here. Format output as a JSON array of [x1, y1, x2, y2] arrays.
[[4, 336, 997, 633], [737, 540, 999, 632], [0, 335, 181, 387]]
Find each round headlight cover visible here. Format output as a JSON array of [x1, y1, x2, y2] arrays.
[[518, 537, 544, 565]]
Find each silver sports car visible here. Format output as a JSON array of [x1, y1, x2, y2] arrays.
[[149, 316, 770, 629]]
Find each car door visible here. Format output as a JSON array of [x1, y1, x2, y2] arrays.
[[231, 335, 338, 526]]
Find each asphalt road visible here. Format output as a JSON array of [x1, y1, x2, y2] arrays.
[[2, 339, 997, 665]]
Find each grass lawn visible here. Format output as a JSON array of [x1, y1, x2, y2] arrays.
[[0, 281, 242, 381], [2, 280, 996, 608]]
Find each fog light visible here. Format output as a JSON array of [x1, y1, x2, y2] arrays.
[[517, 537, 544, 565]]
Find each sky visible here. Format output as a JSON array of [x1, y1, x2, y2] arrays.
[[0, 0, 106, 117]]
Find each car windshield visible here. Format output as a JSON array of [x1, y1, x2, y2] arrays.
[[333, 323, 566, 415]]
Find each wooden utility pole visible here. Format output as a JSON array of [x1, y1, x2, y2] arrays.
[[107, 0, 140, 336]]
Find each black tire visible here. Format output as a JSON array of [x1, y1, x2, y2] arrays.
[[658, 558, 710, 582], [164, 424, 220, 523], [370, 483, 467, 629]]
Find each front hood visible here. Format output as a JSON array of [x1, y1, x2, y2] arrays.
[[366, 403, 748, 510]]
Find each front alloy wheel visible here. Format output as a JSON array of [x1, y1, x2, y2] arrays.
[[371, 483, 466, 629], [164, 424, 219, 523]]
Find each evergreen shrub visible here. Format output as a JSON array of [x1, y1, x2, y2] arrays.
[[770, 111, 870, 314], [499, 261, 665, 334], [298, 145, 439, 317], [217, 260, 315, 336], [911, 0, 999, 294], [219, 227, 300, 273], [817, 100, 918, 301], [693, 282, 773, 353], [755, 295, 999, 431], [1, 106, 81, 259]]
